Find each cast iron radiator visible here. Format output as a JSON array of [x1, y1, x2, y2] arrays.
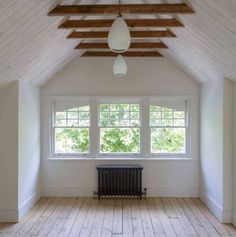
[[96, 165, 144, 199]]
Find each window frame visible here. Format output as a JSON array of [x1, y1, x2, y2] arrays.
[[97, 99, 142, 157], [148, 99, 190, 158], [48, 96, 191, 159], [51, 98, 91, 158]]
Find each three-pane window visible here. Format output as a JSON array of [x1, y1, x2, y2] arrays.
[[51, 98, 189, 158]]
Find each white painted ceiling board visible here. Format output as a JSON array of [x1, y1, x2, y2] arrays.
[[0, 0, 235, 86]]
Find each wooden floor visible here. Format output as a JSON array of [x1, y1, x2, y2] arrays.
[[0, 197, 236, 237]]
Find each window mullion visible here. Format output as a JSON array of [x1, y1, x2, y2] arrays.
[[141, 99, 149, 157], [90, 99, 98, 157]]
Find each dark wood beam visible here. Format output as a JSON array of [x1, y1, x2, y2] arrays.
[[48, 3, 194, 16], [59, 18, 183, 29], [76, 42, 168, 49], [67, 30, 175, 39], [82, 51, 163, 57]]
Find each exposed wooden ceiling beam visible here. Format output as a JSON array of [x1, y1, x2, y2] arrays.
[[48, 3, 194, 16], [59, 18, 183, 29], [76, 42, 168, 49], [67, 30, 175, 39], [82, 51, 163, 57]]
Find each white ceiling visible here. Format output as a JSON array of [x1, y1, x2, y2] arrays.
[[0, 0, 235, 86]]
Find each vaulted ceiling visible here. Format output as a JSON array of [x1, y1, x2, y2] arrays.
[[0, 0, 235, 86]]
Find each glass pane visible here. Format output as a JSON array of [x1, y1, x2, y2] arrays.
[[174, 111, 185, 119], [162, 119, 173, 126], [130, 104, 140, 112], [99, 103, 140, 127], [174, 119, 185, 126], [56, 112, 66, 119], [120, 111, 129, 120], [79, 120, 90, 126], [110, 104, 119, 111], [162, 107, 173, 119], [55, 119, 66, 127], [68, 107, 78, 112], [79, 112, 89, 120], [55, 128, 89, 153], [120, 104, 129, 111], [68, 111, 78, 119], [130, 112, 139, 120], [79, 106, 89, 111], [150, 105, 161, 112], [100, 104, 109, 112], [151, 128, 185, 153], [67, 119, 79, 127], [100, 128, 140, 153], [150, 119, 161, 126]]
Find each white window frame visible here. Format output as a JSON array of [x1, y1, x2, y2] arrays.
[[51, 97, 91, 158], [48, 96, 191, 160], [97, 99, 142, 158], [148, 98, 190, 158]]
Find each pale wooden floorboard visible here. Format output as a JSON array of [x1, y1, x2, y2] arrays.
[[0, 197, 236, 237]]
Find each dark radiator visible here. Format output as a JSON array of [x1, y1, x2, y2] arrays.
[[96, 166, 144, 199]]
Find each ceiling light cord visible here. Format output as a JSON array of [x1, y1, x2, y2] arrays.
[[118, 0, 121, 17]]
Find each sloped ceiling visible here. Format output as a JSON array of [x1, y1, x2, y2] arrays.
[[0, 0, 235, 86]]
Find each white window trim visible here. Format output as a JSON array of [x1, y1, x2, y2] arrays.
[[47, 95, 191, 160]]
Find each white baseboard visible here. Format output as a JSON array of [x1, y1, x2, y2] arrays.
[[200, 191, 232, 223], [42, 186, 199, 198], [147, 187, 199, 197], [18, 192, 40, 221], [0, 209, 18, 222]]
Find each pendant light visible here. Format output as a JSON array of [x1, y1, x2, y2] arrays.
[[113, 55, 127, 77], [108, 0, 131, 53]]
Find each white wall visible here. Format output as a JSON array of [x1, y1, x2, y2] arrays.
[[41, 57, 200, 198], [0, 82, 19, 221], [18, 81, 41, 220], [200, 78, 234, 223], [0, 80, 41, 222]]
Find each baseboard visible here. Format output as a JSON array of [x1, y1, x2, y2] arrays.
[[42, 186, 199, 197], [18, 192, 40, 221], [147, 187, 199, 197], [200, 191, 232, 223], [42, 187, 93, 197], [0, 209, 18, 222]]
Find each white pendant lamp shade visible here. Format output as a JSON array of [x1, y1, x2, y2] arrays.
[[113, 55, 127, 77], [108, 16, 131, 53]]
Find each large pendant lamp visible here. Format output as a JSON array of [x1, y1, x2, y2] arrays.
[[108, 1, 131, 53], [113, 55, 127, 77]]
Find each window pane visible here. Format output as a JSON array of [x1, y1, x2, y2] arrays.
[[56, 112, 66, 119], [150, 104, 186, 127], [99, 103, 140, 127], [55, 128, 89, 153], [100, 128, 140, 153], [151, 128, 185, 153], [55, 104, 90, 128], [67, 119, 79, 127], [55, 119, 67, 127], [68, 111, 78, 119], [162, 107, 173, 119]]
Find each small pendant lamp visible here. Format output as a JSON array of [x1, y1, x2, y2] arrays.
[[113, 55, 127, 77]]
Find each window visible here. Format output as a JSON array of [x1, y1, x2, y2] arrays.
[[99, 103, 141, 154], [50, 97, 190, 159], [53, 100, 90, 155], [149, 99, 188, 156]]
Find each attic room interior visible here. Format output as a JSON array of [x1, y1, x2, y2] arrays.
[[0, 0, 236, 236]]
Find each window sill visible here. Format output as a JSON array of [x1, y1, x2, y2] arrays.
[[47, 157, 192, 161]]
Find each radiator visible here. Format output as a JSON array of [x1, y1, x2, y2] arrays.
[[96, 165, 144, 199]]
